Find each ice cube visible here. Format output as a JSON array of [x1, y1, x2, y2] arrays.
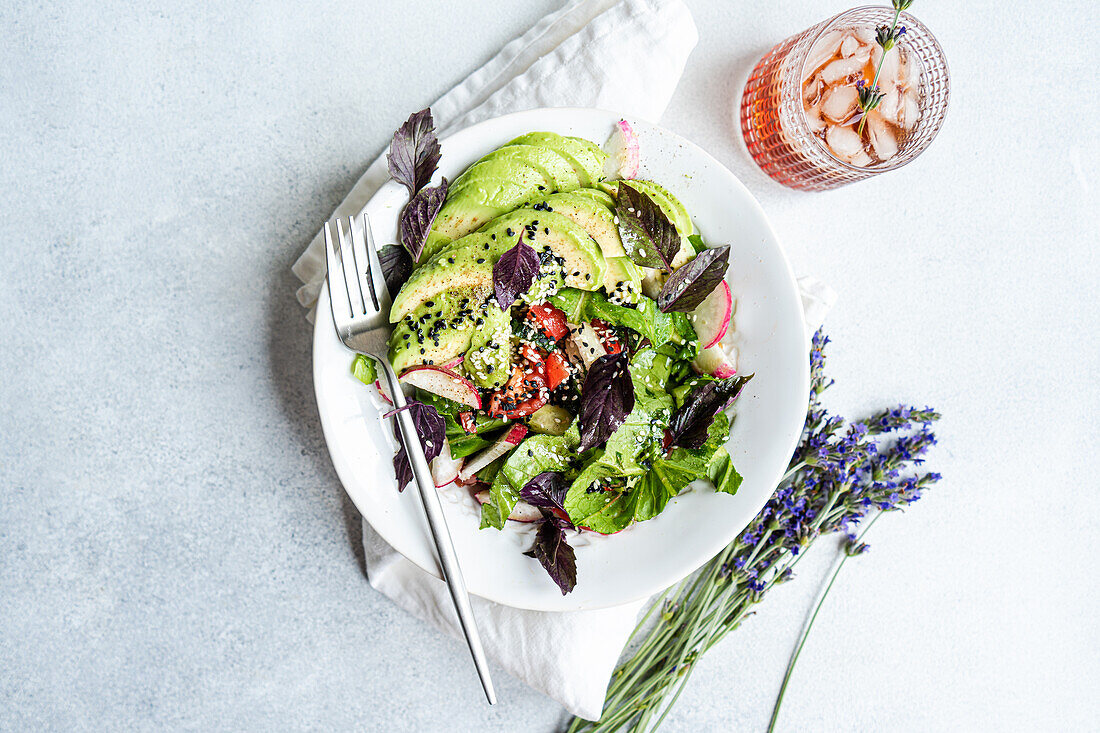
[[901, 49, 922, 91], [821, 56, 865, 84], [850, 150, 873, 167], [821, 84, 859, 124], [825, 123, 865, 162], [899, 88, 920, 130], [877, 84, 902, 126], [802, 74, 825, 107], [853, 26, 877, 47], [840, 34, 860, 58], [871, 43, 902, 87], [804, 103, 826, 134], [839, 33, 871, 64], [803, 30, 845, 81], [867, 113, 900, 161]]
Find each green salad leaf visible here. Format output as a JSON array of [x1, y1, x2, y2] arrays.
[[706, 447, 743, 495], [480, 433, 575, 530]]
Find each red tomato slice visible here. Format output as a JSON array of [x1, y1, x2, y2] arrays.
[[527, 303, 569, 341], [546, 352, 570, 390], [590, 318, 624, 354], [487, 365, 549, 419], [458, 411, 477, 434]]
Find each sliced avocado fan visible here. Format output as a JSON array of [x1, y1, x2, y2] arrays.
[[418, 133, 608, 263]]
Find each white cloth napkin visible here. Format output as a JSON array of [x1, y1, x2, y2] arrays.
[[291, 0, 831, 720]]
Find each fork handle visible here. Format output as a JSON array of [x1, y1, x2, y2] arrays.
[[378, 361, 497, 705]]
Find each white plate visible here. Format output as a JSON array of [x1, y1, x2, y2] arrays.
[[313, 108, 808, 611]]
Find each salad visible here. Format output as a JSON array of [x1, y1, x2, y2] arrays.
[[352, 110, 749, 595]]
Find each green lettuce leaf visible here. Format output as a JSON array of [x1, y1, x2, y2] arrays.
[[706, 447, 743, 495]]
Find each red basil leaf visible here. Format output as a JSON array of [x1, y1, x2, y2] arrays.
[[391, 400, 446, 491], [577, 351, 635, 452], [492, 237, 540, 308], [399, 177, 448, 261], [520, 472, 571, 523], [667, 374, 753, 450], [378, 244, 413, 295], [615, 182, 680, 272], [387, 108, 442, 198], [523, 518, 577, 595], [657, 245, 730, 313]]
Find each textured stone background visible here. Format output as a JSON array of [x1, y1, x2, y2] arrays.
[[2, 1, 1097, 730]]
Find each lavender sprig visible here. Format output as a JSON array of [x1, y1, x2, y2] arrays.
[[856, 0, 914, 136], [566, 330, 942, 733]]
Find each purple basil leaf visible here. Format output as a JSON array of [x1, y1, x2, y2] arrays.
[[391, 400, 446, 491], [615, 182, 680, 272], [378, 244, 413, 295], [387, 108, 442, 198], [523, 517, 577, 595], [577, 351, 635, 452], [520, 472, 571, 525], [667, 374, 753, 450], [399, 177, 448, 261], [657, 245, 730, 313], [492, 237, 539, 308]]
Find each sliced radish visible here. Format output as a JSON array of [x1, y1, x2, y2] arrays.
[[566, 321, 607, 370], [441, 355, 464, 370], [399, 365, 482, 409], [691, 281, 733, 349], [457, 424, 528, 481], [640, 267, 664, 299], [692, 342, 738, 378], [474, 491, 542, 523], [602, 119, 640, 180], [373, 380, 393, 405], [431, 441, 462, 488]]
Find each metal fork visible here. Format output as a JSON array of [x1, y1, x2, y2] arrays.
[[324, 214, 496, 705]]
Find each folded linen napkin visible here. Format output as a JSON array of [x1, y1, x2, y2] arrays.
[[292, 0, 831, 720]]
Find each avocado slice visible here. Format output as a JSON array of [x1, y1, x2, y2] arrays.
[[525, 191, 625, 258], [391, 207, 606, 322], [604, 256, 643, 305], [463, 303, 512, 389], [568, 186, 616, 210], [390, 244, 494, 322], [389, 289, 485, 374], [506, 132, 608, 188], [421, 138, 602, 263]]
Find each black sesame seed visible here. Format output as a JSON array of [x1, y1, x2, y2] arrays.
[[476, 258, 485, 264]]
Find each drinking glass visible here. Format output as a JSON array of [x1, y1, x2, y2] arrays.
[[740, 6, 949, 191]]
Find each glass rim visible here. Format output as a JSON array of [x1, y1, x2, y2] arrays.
[[794, 5, 951, 174]]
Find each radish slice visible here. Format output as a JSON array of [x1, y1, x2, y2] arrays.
[[640, 267, 666, 299], [431, 441, 462, 488], [602, 119, 640, 180], [399, 365, 482, 409], [441, 355, 464, 370], [566, 321, 607, 370], [691, 281, 733, 349], [373, 380, 393, 405], [692, 343, 738, 378], [457, 424, 528, 481], [474, 491, 542, 523]]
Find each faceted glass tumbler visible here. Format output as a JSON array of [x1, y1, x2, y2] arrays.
[[740, 6, 950, 191]]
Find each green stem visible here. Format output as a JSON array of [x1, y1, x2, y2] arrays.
[[765, 513, 883, 733], [857, 8, 902, 136]]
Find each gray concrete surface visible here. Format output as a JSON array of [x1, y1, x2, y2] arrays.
[[2, 1, 1097, 731]]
